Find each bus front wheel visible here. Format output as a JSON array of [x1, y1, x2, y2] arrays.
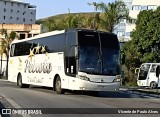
[[55, 76, 65, 94], [150, 82, 157, 89]]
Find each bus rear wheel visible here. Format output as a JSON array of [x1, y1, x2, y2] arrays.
[[17, 74, 24, 88], [55, 76, 65, 94], [150, 82, 157, 89], [17, 74, 30, 88]]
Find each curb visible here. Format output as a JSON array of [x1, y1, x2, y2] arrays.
[[121, 88, 160, 98]]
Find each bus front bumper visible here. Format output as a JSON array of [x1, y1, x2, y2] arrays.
[[69, 79, 120, 91], [137, 80, 147, 87]]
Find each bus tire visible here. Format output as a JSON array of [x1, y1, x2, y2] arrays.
[[17, 74, 24, 88], [25, 84, 30, 88], [17, 74, 30, 88], [150, 82, 157, 89], [55, 76, 65, 94]]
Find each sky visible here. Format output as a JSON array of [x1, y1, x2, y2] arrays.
[[25, 0, 114, 19]]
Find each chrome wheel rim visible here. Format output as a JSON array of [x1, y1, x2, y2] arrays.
[[56, 80, 61, 91]]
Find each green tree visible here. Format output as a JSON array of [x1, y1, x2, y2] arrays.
[[65, 11, 87, 29], [121, 41, 140, 83], [122, 7, 160, 84], [66, 14, 79, 28], [96, 0, 129, 32], [87, 2, 101, 29], [0, 29, 18, 79], [131, 7, 160, 64], [43, 18, 59, 31]]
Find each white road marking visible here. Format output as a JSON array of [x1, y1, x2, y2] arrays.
[[1, 94, 31, 117]]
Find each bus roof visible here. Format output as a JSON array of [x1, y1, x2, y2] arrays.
[[11, 30, 65, 44], [11, 28, 117, 44], [141, 63, 160, 65]]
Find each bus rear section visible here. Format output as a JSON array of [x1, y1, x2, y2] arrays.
[[137, 63, 160, 88]]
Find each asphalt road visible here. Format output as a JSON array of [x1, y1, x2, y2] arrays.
[[0, 79, 160, 117]]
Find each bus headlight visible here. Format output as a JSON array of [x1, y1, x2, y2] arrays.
[[77, 75, 90, 81], [113, 75, 121, 82]]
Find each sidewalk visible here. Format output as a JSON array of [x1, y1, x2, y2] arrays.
[[0, 79, 8, 82], [120, 86, 160, 97]]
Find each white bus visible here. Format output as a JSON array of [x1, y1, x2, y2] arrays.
[[137, 63, 160, 88], [8, 28, 121, 94]]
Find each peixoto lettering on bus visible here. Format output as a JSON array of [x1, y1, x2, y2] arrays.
[[24, 60, 52, 74]]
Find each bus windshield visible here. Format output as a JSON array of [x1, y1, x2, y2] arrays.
[[78, 31, 120, 75], [138, 64, 150, 80]]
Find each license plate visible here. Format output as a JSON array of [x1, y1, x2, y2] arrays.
[[98, 85, 106, 88]]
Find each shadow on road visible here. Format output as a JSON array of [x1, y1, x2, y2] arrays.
[[14, 85, 160, 98], [1, 79, 160, 99], [30, 86, 136, 98]]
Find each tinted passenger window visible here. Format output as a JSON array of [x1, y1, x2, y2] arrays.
[[32, 34, 65, 53], [14, 42, 32, 56], [150, 65, 157, 72], [12, 34, 65, 56], [65, 31, 77, 76]]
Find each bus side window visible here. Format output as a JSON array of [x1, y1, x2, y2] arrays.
[[65, 31, 76, 76], [141, 64, 150, 71], [150, 65, 157, 72], [14, 44, 20, 56], [10, 44, 15, 57]]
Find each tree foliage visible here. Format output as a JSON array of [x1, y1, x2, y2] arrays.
[[123, 6, 160, 70], [65, 14, 83, 28], [87, 2, 101, 30], [121, 7, 160, 84], [0, 29, 18, 78], [39, 1, 129, 32], [0, 29, 18, 54], [95, 0, 129, 32], [131, 7, 160, 64], [43, 18, 60, 31]]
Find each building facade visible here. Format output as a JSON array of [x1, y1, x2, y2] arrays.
[[0, 0, 41, 40], [0, 0, 41, 76], [114, 0, 160, 42], [0, 0, 36, 24], [0, 24, 41, 39]]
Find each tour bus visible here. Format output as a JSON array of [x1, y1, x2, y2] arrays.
[[137, 63, 160, 89], [8, 28, 121, 94]]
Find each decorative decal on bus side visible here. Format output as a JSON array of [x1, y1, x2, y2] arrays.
[[24, 44, 52, 74], [28, 48, 35, 60], [27, 76, 43, 84], [24, 60, 52, 74], [41, 46, 46, 53], [35, 43, 41, 54]]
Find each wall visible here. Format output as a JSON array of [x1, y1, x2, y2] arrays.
[[0, 0, 36, 24]]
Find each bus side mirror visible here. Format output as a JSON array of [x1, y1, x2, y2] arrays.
[[156, 65, 160, 77], [75, 46, 79, 59], [135, 68, 140, 75]]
